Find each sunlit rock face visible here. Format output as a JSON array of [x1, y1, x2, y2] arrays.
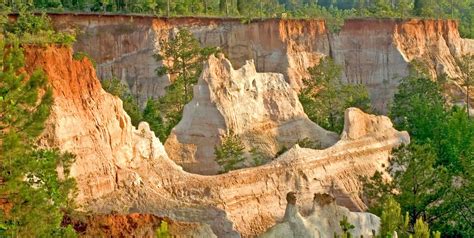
[[165, 54, 338, 174], [260, 192, 380, 238], [24, 46, 170, 204], [52, 15, 474, 112], [333, 19, 474, 112], [27, 45, 408, 237]]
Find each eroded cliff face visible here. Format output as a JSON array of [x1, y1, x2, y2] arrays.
[[165, 54, 338, 174], [27, 46, 408, 236], [52, 15, 474, 112], [330, 19, 472, 111], [52, 15, 329, 106], [24, 46, 170, 203]]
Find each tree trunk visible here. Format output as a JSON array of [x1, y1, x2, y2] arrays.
[[467, 84, 470, 118], [203, 0, 208, 14]]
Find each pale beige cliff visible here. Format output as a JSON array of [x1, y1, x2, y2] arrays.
[[27, 46, 408, 236], [51, 15, 474, 112], [260, 193, 380, 238], [165, 54, 338, 174]]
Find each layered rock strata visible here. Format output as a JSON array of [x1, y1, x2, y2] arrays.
[[25, 46, 168, 203], [51, 14, 474, 112], [27, 46, 409, 236], [165, 54, 338, 174], [260, 192, 380, 237]]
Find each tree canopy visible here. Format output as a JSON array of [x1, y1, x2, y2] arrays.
[[362, 62, 474, 237], [1, 0, 472, 37]]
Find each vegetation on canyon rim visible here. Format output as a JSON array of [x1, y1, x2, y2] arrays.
[[0, 11, 77, 237], [2, 1, 474, 37]]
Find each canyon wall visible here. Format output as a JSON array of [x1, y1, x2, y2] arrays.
[[25, 46, 169, 203], [51, 14, 474, 112], [27, 46, 408, 236]]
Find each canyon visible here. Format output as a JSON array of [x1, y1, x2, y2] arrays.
[[16, 15, 472, 237], [25, 45, 408, 236], [51, 14, 474, 113]]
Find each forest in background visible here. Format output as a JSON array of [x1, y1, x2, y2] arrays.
[[1, 0, 474, 37]]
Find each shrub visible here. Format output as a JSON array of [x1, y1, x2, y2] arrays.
[[214, 131, 246, 173]]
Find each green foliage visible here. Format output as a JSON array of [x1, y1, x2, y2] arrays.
[[0, 37, 77, 237], [339, 215, 355, 238], [142, 98, 167, 142], [300, 57, 371, 133], [413, 218, 430, 238], [361, 170, 394, 216], [249, 147, 270, 166], [296, 137, 321, 149], [3, 10, 75, 46], [379, 196, 403, 237], [362, 64, 474, 237], [101, 77, 143, 127], [391, 144, 449, 228], [214, 131, 245, 173], [153, 28, 218, 141], [389, 68, 447, 145], [378, 197, 440, 238], [155, 220, 170, 238], [73, 51, 96, 68], [455, 54, 474, 112]]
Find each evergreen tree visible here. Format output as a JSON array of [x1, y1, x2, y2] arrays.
[[154, 28, 217, 140], [389, 65, 447, 144], [413, 218, 430, 238], [379, 196, 403, 237], [101, 77, 142, 127], [339, 215, 355, 238], [391, 144, 449, 227], [456, 54, 474, 114], [214, 131, 246, 173], [363, 64, 474, 236], [299, 57, 371, 133], [0, 38, 76, 237], [142, 98, 167, 142]]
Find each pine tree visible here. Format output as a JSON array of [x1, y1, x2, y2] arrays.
[[339, 215, 355, 238], [0, 38, 76, 237], [214, 131, 246, 173], [456, 54, 474, 115], [101, 77, 142, 127], [380, 196, 402, 237], [154, 28, 217, 141], [142, 98, 167, 142], [413, 218, 430, 238], [299, 57, 371, 133]]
